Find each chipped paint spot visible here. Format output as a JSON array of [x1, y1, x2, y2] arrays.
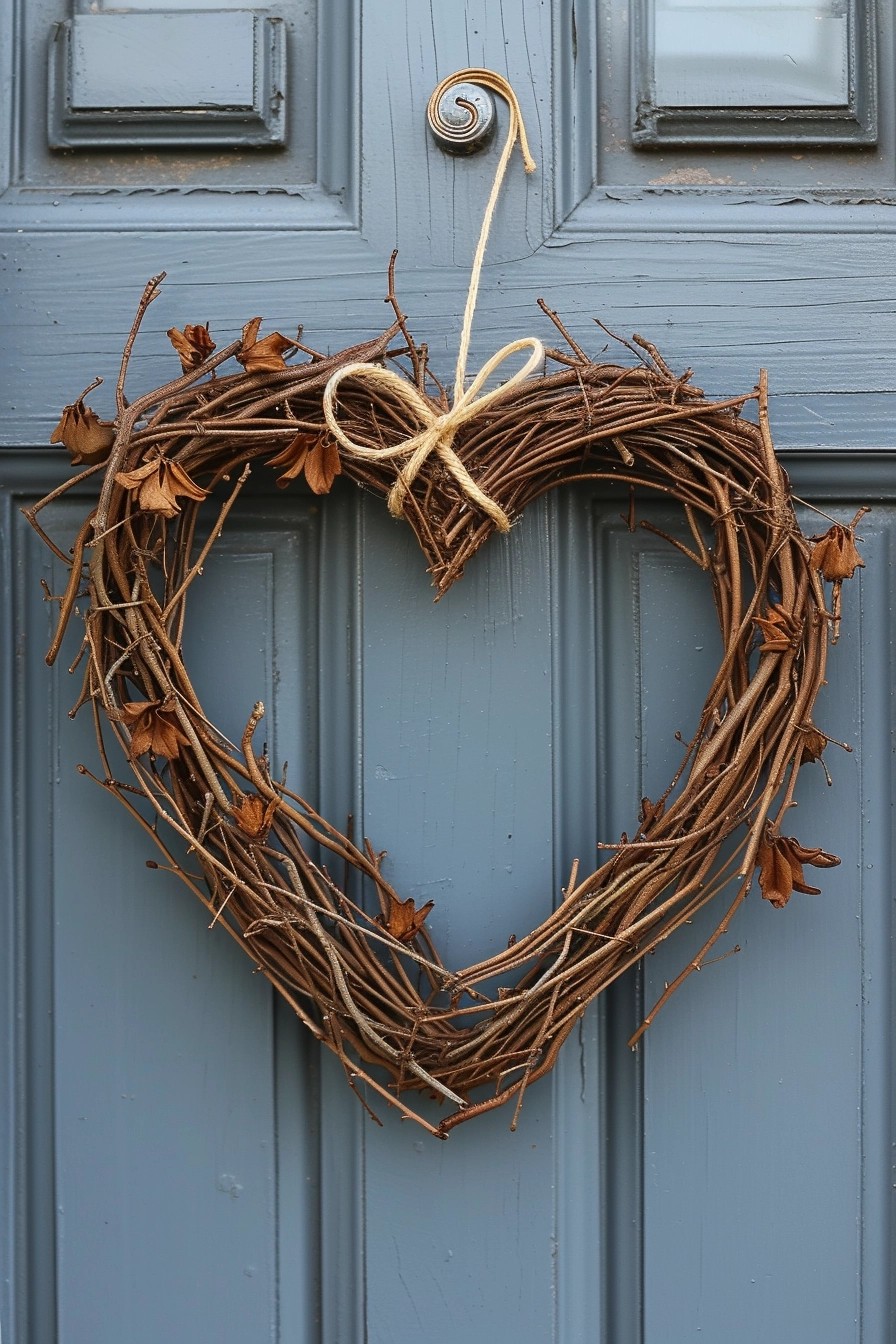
[[648, 167, 736, 186]]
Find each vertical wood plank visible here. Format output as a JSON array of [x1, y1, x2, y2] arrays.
[[4, 478, 367, 1343], [357, 499, 559, 1341]]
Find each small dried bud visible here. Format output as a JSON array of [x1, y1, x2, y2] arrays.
[[237, 317, 296, 373], [119, 699, 191, 760], [115, 456, 209, 518], [50, 398, 115, 466], [168, 323, 216, 372], [638, 795, 665, 830], [268, 432, 342, 493], [756, 828, 840, 909], [798, 723, 828, 763], [811, 523, 864, 582], [377, 894, 435, 944], [231, 792, 278, 840], [754, 604, 801, 653]]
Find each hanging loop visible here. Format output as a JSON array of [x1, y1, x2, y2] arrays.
[[325, 69, 538, 526]]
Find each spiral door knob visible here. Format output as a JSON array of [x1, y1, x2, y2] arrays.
[[427, 78, 497, 155]]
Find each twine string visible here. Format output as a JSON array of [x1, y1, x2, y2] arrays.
[[322, 68, 540, 530]]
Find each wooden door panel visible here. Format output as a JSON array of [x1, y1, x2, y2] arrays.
[[639, 507, 882, 1342], [3, 379, 892, 1343], [12, 481, 330, 1340], [8, 230, 896, 452], [3, 1, 894, 1339]]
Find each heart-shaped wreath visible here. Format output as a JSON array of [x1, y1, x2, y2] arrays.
[[28, 73, 863, 1136]]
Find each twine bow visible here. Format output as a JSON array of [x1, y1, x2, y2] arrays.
[[323, 69, 541, 531]]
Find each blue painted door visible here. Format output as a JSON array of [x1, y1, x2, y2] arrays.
[[2, 2, 893, 1340]]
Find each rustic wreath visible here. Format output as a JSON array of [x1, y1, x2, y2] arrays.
[[28, 75, 863, 1136]]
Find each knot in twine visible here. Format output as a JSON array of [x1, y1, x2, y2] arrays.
[[323, 69, 541, 533]]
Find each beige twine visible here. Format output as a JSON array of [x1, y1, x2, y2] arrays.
[[323, 69, 540, 531]]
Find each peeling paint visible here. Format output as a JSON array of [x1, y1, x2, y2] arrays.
[[648, 167, 738, 186]]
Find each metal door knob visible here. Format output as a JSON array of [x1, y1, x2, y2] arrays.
[[427, 78, 497, 155]]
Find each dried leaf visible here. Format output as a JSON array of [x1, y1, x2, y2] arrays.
[[756, 834, 795, 908], [268, 431, 342, 493], [168, 322, 215, 372], [756, 830, 840, 908], [754, 603, 801, 653], [378, 894, 435, 943], [638, 795, 665, 830], [785, 837, 840, 871], [119, 699, 191, 760], [237, 317, 296, 374], [232, 792, 278, 839], [115, 456, 209, 518], [50, 398, 115, 466], [303, 437, 342, 494], [811, 523, 864, 582], [268, 432, 313, 485]]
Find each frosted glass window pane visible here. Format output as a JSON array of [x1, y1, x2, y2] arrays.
[[654, 0, 849, 107]]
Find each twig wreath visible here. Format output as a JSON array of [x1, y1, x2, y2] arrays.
[[28, 72, 864, 1136]]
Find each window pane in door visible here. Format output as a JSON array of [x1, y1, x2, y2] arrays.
[[653, 0, 849, 107]]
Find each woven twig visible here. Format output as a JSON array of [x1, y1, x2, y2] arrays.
[[28, 272, 862, 1136]]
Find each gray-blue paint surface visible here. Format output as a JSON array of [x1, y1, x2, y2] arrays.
[[2, 2, 894, 1340], [49, 12, 288, 149]]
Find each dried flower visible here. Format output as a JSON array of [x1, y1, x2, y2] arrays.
[[119, 699, 191, 760], [811, 523, 864, 582], [50, 398, 116, 466], [797, 722, 828, 763], [378, 894, 435, 943], [232, 792, 278, 840], [237, 317, 296, 374], [115, 456, 208, 518], [754, 603, 801, 653], [168, 323, 216, 372], [756, 829, 840, 908], [268, 432, 342, 493]]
